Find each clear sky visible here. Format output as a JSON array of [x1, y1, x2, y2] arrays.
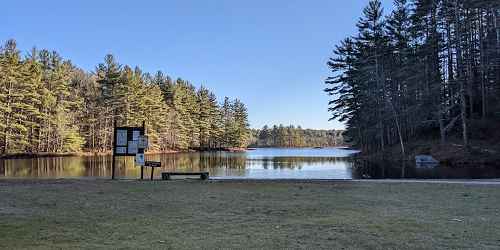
[[2, 0, 394, 130]]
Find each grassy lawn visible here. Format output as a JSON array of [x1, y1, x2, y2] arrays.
[[0, 180, 499, 249]]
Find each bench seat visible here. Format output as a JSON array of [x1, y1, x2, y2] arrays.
[[162, 172, 209, 180]]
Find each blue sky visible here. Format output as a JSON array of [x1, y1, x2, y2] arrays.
[[2, 0, 394, 129]]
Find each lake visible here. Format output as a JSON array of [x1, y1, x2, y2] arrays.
[[1, 148, 500, 179]]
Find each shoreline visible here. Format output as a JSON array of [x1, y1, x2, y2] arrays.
[[353, 139, 500, 168], [0, 147, 248, 160], [0, 146, 354, 160], [2, 178, 500, 185], [0, 151, 179, 160]]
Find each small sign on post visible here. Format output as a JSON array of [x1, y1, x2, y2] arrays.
[[145, 161, 161, 168], [135, 153, 145, 166], [145, 161, 161, 181]]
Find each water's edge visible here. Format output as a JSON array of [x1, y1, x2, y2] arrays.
[[1, 148, 500, 180]]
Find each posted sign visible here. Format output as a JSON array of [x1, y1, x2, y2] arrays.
[[128, 141, 138, 154], [138, 136, 148, 149], [135, 153, 145, 166], [116, 129, 128, 146], [111, 122, 151, 180], [113, 126, 146, 156]]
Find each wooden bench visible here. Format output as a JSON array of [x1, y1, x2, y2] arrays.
[[162, 172, 209, 180]]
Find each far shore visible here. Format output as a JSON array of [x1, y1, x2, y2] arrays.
[[0, 146, 357, 160], [0, 147, 248, 160], [0, 151, 178, 160]]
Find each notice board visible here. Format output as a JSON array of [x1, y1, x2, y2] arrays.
[[113, 127, 145, 156]]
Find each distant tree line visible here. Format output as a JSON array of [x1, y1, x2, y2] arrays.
[[249, 125, 344, 148], [0, 39, 250, 154], [325, 0, 500, 155]]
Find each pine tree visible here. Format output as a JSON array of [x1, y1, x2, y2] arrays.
[[208, 92, 224, 148], [221, 97, 234, 147], [21, 48, 44, 152], [1, 39, 252, 154], [95, 54, 122, 151], [232, 99, 250, 147], [0, 40, 30, 153], [325, 0, 500, 155], [258, 125, 271, 147], [197, 86, 212, 148], [70, 69, 100, 151]]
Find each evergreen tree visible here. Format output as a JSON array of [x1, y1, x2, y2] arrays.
[[197, 86, 212, 148], [325, 0, 500, 155], [95, 54, 122, 151], [250, 125, 343, 148], [0, 40, 30, 153], [208, 92, 224, 148], [232, 99, 250, 147], [221, 97, 235, 147], [0, 39, 252, 155], [21, 48, 44, 152]]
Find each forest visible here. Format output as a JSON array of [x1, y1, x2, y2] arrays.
[[325, 0, 500, 157], [0, 40, 250, 155], [249, 125, 344, 148]]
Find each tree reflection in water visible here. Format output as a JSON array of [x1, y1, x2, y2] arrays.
[[0, 152, 354, 179], [248, 157, 348, 170], [352, 159, 500, 179], [3, 152, 500, 179]]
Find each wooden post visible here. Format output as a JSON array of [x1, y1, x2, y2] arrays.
[[140, 121, 145, 180], [111, 119, 117, 180]]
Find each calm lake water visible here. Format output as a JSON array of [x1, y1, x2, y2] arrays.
[[1, 148, 499, 179]]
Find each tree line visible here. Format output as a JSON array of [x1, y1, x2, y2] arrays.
[[249, 125, 344, 148], [0, 39, 250, 154], [325, 0, 499, 155]]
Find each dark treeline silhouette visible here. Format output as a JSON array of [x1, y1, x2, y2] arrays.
[[0, 39, 250, 154], [325, 0, 500, 156], [249, 125, 344, 148]]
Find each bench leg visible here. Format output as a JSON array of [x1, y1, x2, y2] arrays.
[[151, 167, 154, 181], [200, 173, 208, 180]]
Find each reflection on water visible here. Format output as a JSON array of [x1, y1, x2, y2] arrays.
[[2, 148, 499, 179], [352, 160, 500, 179], [0, 148, 358, 179]]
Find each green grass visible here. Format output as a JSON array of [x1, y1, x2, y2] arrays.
[[0, 180, 499, 249]]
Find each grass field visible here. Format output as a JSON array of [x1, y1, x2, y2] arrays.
[[0, 179, 499, 249]]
